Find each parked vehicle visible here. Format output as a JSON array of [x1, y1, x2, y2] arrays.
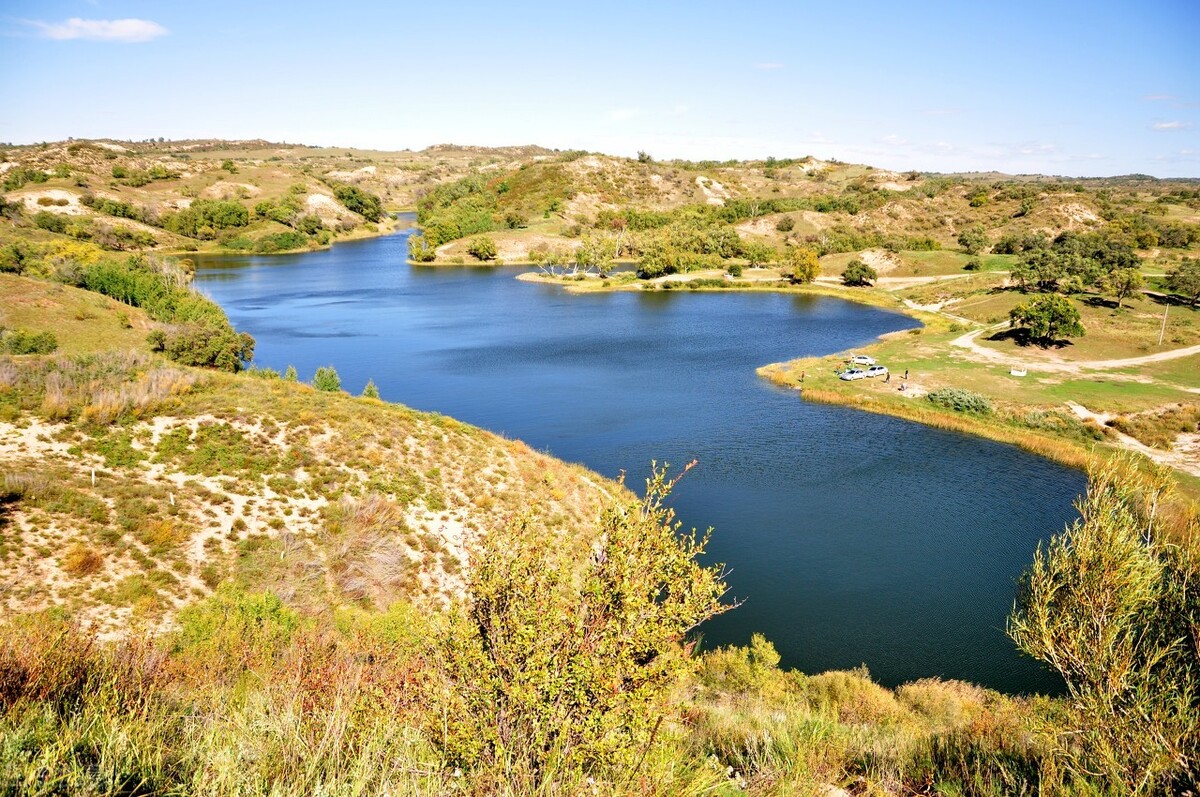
[[865, 365, 889, 378], [850, 354, 876, 365], [839, 368, 867, 381]]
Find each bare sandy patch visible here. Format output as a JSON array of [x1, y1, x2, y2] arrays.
[[860, 249, 903, 274], [565, 191, 618, 221], [326, 165, 377, 182], [14, 189, 86, 215], [200, 181, 261, 200], [736, 217, 778, 236], [696, 176, 731, 205], [306, 193, 350, 220], [1055, 202, 1100, 227]]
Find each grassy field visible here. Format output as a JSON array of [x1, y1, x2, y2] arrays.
[[0, 273, 153, 355]]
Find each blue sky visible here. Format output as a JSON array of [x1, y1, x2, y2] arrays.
[[2, 0, 1197, 176]]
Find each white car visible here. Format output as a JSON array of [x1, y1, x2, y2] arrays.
[[850, 354, 876, 365], [839, 368, 867, 381], [865, 365, 889, 378]]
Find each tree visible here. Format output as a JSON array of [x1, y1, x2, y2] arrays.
[[283, 365, 298, 382], [1009, 460, 1199, 794], [435, 463, 730, 787], [957, 225, 989, 255], [467, 235, 497, 262], [361, 379, 380, 399], [1102, 267, 1145, 308], [574, 234, 617, 275], [312, 366, 341, 392], [1008, 293, 1084, 345], [781, 245, 820, 284], [741, 241, 776, 267], [775, 215, 795, 232], [1166, 258, 1200, 307], [636, 150, 653, 163], [407, 234, 436, 263], [841, 260, 877, 286]]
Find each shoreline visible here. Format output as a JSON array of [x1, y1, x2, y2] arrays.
[[511, 269, 1200, 504]]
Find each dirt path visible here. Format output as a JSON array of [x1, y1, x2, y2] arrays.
[[949, 324, 1200, 373], [1066, 402, 1200, 478]]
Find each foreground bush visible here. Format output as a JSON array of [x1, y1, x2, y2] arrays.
[[436, 463, 730, 788], [1010, 459, 1200, 793]]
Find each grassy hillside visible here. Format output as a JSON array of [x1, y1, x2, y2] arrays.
[[0, 280, 616, 636]]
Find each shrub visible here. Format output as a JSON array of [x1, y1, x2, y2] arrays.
[[1009, 460, 1200, 793], [361, 379, 380, 399], [436, 464, 729, 786], [333, 184, 383, 222], [964, 259, 982, 271], [313, 366, 341, 392], [926, 387, 993, 414], [2, 329, 58, 355], [467, 235, 497, 262], [33, 211, 67, 234], [160, 325, 255, 372], [775, 215, 795, 232], [173, 583, 299, 676], [726, 263, 743, 277]]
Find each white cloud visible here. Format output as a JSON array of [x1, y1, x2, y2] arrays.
[[29, 17, 168, 43], [754, 62, 784, 70], [1152, 120, 1192, 131]]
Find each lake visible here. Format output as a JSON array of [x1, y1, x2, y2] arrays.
[[195, 225, 1084, 693]]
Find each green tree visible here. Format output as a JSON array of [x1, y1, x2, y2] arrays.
[[435, 463, 730, 787], [361, 379, 380, 399], [741, 241, 776, 267], [1009, 460, 1199, 794], [283, 365, 298, 382], [312, 366, 341, 392], [574, 234, 617, 275], [775, 215, 795, 232], [841, 260, 877, 286], [1008, 293, 1084, 345], [957, 225, 989, 255], [1166, 258, 1200, 307], [781, 245, 820, 284], [1102, 267, 1145, 308]]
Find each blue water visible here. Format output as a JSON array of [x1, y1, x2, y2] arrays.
[[195, 225, 1083, 692]]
